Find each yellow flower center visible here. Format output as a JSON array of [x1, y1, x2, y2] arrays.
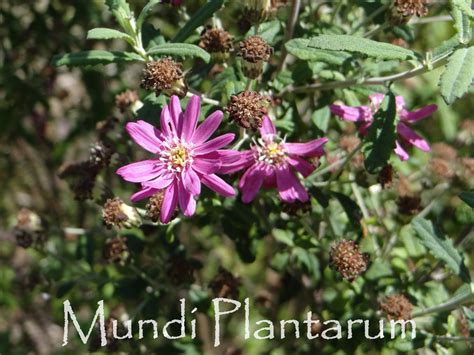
[[254, 137, 287, 166]]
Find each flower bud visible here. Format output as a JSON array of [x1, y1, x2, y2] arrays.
[[102, 197, 141, 229], [242, 0, 288, 24], [225, 91, 270, 130], [199, 27, 233, 63], [237, 35, 273, 79], [141, 58, 188, 98], [329, 240, 369, 282]]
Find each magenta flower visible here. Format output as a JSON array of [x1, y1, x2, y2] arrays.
[[227, 116, 328, 203], [330, 93, 437, 161], [117, 95, 238, 223]]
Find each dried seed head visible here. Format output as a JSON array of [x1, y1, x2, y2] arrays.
[[14, 228, 34, 248], [378, 164, 394, 189], [145, 191, 178, 223], [89, 142, 114, 169], [102, 197, 141, 229], [429, 158, 455, 180], [397, 196, 422, 215], [238, 36, 273, 79], [226, 91, 270, 130], [379, 294, 413, 320], [457, 120, 474, 145], [460, 158, 474, 183], [115, 90, 139, 112], [340, 135, 361, 152], [199, 27, 233, 62], [166, 255, 196, 285], [58, 161, 100, 201], [103, 237, 130, 265], [141, 58, 187, 98], [209, 267, 241, 299], [14, 208, 46, 248], [242, 0, 288, 24], [432, 143, 458, 161], [329, 240, 369, 282], [388, 0, 428, 25], [282, 199, 312, 216]]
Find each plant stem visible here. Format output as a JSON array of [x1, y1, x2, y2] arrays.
[[350, 4, 389, 35], [363, 22, 390, 38], [326, 141, 363, 189], [280, 53, 450, 95], [277, 0, 301, 72]]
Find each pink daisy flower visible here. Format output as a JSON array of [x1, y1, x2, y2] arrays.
[[330, 93, 437, 161], [226, 116, 328, 203], [117, 95, 239, 223]]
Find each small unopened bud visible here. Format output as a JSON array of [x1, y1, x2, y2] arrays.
[[102, 197, 141, 229], [209, 267, 241, 299], [238, 35, 273, 79], [103, 237, 130, 265], [387, 0, 428, 26], [242, 0, 288, 24], [141, 58, 187, 98], [115, 90, 143, 113], [199, 27, 233, 63], [379, 294, 413, 320], [329, 240, 369, 282], [225, 91, 270, 130]]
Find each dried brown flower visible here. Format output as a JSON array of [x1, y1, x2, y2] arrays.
[[226, 91, 270, 130], [115, 90, 139, 112], [397, 196, 422, 215], [103, 237, 130, 265], [388, 0, 428, 25], [58, 161, 100, 201], [141, 58, 187, 97], [242, 0, 288, 24], [379, 294, 413, 320], [89, 142, 114, 169], [238, 36, 273, 79], [378, 164, 394, 189], [14, 228, 34, 248], [429, 158, 455, 180], [199, 27, 233, 62], [432, 143, 458, 161], [457, 120, 474, 145], [102, 197, 141, 229], [282, 199, 312, 216], [209, 267, 241, 299], [329, 240, 369, 282]]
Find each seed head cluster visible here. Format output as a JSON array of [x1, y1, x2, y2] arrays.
[[330, 240, 369, 282], [226, 91, 270, 130]]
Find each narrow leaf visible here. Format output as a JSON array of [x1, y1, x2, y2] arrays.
[[450, 0, 473, 44], [412, 217, 470, 282], [286, 38, 351, 65], [87, 28, 133, 42], [459, 191, 474, 208], [173, 0, 224, 43], [105, 0, 134, 34], [148, 43, 210, 63], [51, 50, 144, 67], [309, 35, 417, 61], [137, 0, 161, 31], [439, 47, 474, 104], [363, 93, 397, 174]]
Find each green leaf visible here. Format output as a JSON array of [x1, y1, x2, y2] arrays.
[[173, 0, 224, 43], [137, 0, 161, 31], [363, 92, 397, 174], [51, 50, 144, 67], [246, 20, 281, 44], [439, 47, 474, 104], [459, 191, 474, 208], [87, 28, 133, 42], [450, 0, 473, 44], [105, 0, 134, 34], [332, 192, 363, 228], [148, 43, 210, 63], [432, 34, 461, 60], [285, 38, 351, 65], [412, 217, 470, 282], [309, 35, 417, 61], [312, 106, 330, 133], [272, 229, 294, 247]]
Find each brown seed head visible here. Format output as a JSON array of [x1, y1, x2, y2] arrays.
[[379, 294, 413, 320], [115, 90, 139, 112], [103, 237, 130, 265], [199, 27, 233, 62], [242, 0, 288, 23], [146, 191, 165, 222], [430, 158, 455, 180], [432, 143, 458, 161], [89, 142, 114, 169], [388, 0, 428, 25], [141, 58, 187, 97], [329, 240, 369, 282], [378, 164, 394, 189], [397, 196, 422, 215], [282, 199, 312, 216], [238, 36, 273, 79], [226, 91, 270, 130], [102, 197, 140, 229], [14, 228, 34, 248], [209, 267, 241, 299]]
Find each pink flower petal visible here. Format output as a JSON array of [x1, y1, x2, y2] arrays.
[[397, 122, 430, 152], [284, 138, 328, 157], [287, 156, 315, 177], [394, 140, 409, 161], [369, 93, 385, 111], [130, 186, 158, 202], [395, 95, 406, 112], [193, 133, 235, 155], [201, 174, 236, 197], [181, 95, 201, 140], [141, 173, 174, 189], [275, 165, 309, 203], [116, 159, 163, 182], [239, 165, 264, 203], [260, 116, 276, 136], [330, 104, 373, 122], [182, 168, 201, 195], [125, 121, 162, 153], [192, 158, 221, 175], [160, 182, 178, 223], [359, 121, 372, 136], [191, 110, 223, 144], [169, 95, 183, 133], [216, 150, 252, 174], [160, 104, 176, 137], [178, 181, 196, 217], [400, 104, 438, 122]]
